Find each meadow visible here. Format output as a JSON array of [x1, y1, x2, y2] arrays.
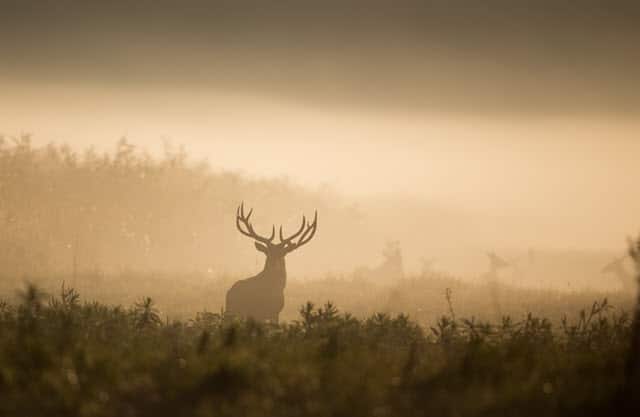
[[1, 138, 639, 416], [0, 278, 638, 417], [1, 269, 635, 325]]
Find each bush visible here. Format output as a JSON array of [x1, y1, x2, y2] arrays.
[[0, 284, 633, 417]]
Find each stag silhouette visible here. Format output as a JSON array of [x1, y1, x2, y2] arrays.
[[225, 203, 318, 323]]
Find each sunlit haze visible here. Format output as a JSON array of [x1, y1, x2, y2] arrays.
[[1, 1, 639, 282], [3, 84, 639, 251], [3, 4, 640, 415]]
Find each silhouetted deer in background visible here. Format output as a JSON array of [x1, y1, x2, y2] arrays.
[[225, 203, 317, 322], [481, 251, 511, 317], [481, 252, 511, 283], [354, 240, 405, 282], [602, 255, 635, 295]]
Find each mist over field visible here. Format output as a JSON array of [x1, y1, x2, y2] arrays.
[[1, 2, 640, 416], [2, 0, 640, 315], [0, 137, 636, 287]]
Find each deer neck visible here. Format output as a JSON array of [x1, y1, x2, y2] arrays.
[[262, 256, 287, 288]]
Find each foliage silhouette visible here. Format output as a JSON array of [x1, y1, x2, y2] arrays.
[[0, 281, 637, 417]]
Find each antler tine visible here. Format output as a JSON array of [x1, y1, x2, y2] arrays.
[[280, 215, 307, 243], [305, 211, 318, 237], [239, 202, 252, 220], [288, 210, 317, 251], [235, 203, 275, 245], [236, 208, 253, 238]]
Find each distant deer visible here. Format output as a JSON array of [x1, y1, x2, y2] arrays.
[[481, 251, 510, 317], [481, 252, 511, 283], [602, 255, 635, 294], [504, 248, 536, 286], [225, 203, 317, 323], [354, 240, 405, 282]]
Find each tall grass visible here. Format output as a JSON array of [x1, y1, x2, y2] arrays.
[[0, 281, 635, 417]]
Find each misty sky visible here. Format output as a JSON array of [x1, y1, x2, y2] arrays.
[[1, 0, 639, 249]]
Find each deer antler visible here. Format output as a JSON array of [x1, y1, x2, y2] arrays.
[[279, 216, 307, 244], [283, 211, 318, 253], [236, 202, 275, 245]]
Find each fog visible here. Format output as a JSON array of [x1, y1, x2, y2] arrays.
[[1, 1, 639, 297], [3, 4, 640, 416], [3, 85, 639, 251]]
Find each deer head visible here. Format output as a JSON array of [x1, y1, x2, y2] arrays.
[[236, 202, 317, 260]]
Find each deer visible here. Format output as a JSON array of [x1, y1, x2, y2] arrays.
[[354, 240, 405, 282], [602, 255, 635, 295], [481, 251, 511, 317], [225, 203, 317, 323], [481, 252, 511, 283]]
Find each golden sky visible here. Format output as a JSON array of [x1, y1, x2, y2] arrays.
[[1, 1, 639, 250]]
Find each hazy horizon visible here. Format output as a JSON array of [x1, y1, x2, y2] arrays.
[[2, 0, 639, 261], [3, 5, 640, 415], [3, 90, 639, 253]]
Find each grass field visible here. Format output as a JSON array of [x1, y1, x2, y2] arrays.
[[2, 270, 634, 323], [0, 140, 638, 415], [0, 280, 637, 417]]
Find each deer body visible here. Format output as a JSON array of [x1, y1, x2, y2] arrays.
[[481, 251, 510, 317], [226, 256, 286, 322], [225, 203, 317, 323]]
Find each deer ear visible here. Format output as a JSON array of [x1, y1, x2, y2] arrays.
[[254, 242, 268, 253]]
